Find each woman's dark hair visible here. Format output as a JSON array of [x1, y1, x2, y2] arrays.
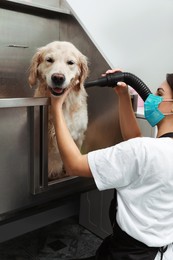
[[166, 73, 173, 91]]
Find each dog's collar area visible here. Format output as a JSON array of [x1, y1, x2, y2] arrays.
[[48, 87, 65, 96]]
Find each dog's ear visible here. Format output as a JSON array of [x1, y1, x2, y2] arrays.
[[28, 49, 42, 88], [78, 54, 89, 86]]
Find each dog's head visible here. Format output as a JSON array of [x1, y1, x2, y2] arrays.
[[28, 41, 89, 96]]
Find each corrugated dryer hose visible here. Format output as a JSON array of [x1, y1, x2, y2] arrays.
[[84, 71, 152, 101]]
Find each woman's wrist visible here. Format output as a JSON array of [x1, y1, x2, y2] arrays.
[[116, 88, 130, 98]]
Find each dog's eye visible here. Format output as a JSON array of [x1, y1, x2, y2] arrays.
[[67, 60, 75, 65], [46, 57, 54, 63]]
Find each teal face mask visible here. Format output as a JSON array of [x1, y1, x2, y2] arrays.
[[144, 94, 165, 127]]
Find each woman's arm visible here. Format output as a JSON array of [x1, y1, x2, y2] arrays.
[[51, 91, 92, 177], [116, 82, 142, 140], [105, 69, 142, 140]]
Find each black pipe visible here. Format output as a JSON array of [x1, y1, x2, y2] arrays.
[[84, 71, 152, 101]]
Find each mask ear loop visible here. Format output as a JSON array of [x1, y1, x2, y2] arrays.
[[162, 112, 173, 115], [160, 99, 173, 115], [162, 99, 173, 102]]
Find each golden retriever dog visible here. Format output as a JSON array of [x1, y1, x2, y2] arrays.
[[28, 41, 89, 180]]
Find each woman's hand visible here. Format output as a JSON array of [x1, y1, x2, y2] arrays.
[[103, 68, 128, 96], [51, 87, 72, 113]]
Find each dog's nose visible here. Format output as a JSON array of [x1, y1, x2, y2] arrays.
[[51, 73, 65, 85]]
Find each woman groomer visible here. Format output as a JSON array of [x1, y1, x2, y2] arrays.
[[51, 69, 173, 260]]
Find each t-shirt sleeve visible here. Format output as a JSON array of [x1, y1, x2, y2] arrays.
[[87, 138, 142, 191]]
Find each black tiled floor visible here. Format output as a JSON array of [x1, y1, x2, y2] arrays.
[[0, 217, 102, 260]]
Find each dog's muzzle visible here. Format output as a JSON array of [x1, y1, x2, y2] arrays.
[[49, 86, 65, 96], [49, 73, 66, 96]]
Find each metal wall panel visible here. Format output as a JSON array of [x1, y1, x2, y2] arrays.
[[0, 3, 122, 223], [0, 8, 61, 97]]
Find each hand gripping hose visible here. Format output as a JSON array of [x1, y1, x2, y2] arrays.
[[84, 71, 152, 101]]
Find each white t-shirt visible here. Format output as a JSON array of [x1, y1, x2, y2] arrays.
[[88, 137, 173, 249]]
